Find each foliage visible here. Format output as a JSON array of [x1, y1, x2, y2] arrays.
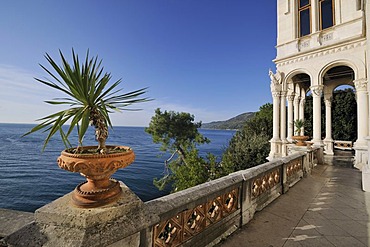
[[331, 88, 357, 142], [294, 119, 305, 135], [146, 108, 213, 192], [24, 49, 150, 152], [154, 149, 219, 192], [221, 103, 272, 174], [304, 88, 356, 142], [145, 108, 209, 153]]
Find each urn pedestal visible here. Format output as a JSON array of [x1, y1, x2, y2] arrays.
[[292, 136, 309, 146], [57, 146, 135, 208]]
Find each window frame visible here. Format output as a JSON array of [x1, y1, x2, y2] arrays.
[[319, 0, 335, 30], [298, 0, 312, 37]]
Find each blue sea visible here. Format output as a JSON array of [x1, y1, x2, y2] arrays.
[[0, 123, 235, 212]]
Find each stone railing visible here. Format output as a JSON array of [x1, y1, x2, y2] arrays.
[[334, 140, 353, 150], [142, 147, 322, 247], [2, 147, 322, 247]]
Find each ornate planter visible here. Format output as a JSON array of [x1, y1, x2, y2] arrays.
[[292, 136, 309, 146], [57, 145, 135, 208]]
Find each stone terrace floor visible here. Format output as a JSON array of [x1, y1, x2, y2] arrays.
[[217, 152, 370, 247]]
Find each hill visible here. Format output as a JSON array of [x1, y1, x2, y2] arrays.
[[201, 112, 255, 130]]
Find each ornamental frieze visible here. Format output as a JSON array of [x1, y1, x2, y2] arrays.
[[276, 40, 366, 68]]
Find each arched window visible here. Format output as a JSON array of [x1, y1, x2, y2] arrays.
[[319, 0, 334, 30], [298, 0, 311, 37]]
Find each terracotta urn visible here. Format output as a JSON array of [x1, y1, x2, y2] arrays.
[[292, 136, 310, 146], [57, 145, 135, 208]]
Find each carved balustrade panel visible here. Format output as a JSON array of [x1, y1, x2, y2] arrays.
[[251, 169, 280, 199], [334, 141, 353, 150], [286, 158, 302, 178], [153, 188, 239, 247]]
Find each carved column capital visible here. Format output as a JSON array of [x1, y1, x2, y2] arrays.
[[272, 91, 281, 98], [280, 91, 287, 98], [310, 85, 324, 97], [324, 98, 332, 107], [271, 83, 282, 94], [294, 95, 301, 103], [287, 93, 295, 102], [354, 78, 368, 92]]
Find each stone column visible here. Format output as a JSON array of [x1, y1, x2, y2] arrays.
[[287, 94, 295, 142], [323, 96, 334, 155], [311, 85, 324, 145], [354, 79, 369, 171], [354, 79, 368, 148], [299, 98, 306, 135], [272, 91, 281, 142], [280, 91, 287, 156], [293, 95, 301, 134], [269, 81, 282, 160]]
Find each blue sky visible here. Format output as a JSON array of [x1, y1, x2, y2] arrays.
[[0, 1, 277, 126]]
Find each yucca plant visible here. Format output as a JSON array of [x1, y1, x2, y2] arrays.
[[24, 49, 150, 153], [294, 119, 305, 136]]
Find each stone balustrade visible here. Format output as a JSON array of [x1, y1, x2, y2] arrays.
[[2, 147, 322, 247], [334, 140, 353, 150]]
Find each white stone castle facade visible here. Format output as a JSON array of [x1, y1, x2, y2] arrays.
[[269, 0, 370, 191]]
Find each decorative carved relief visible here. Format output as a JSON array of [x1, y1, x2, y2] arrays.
[[286, 158, 302, 177], [277, 41, 366, 68], [269, 69, 282, 85], [272, 91, 281, 97], [297, 39, 310, 52], [153, 188, 239, 247], [324, 98, 332, 108], [251, 169, 280, 199], [311, 85, 324, 97], [287, 93, 295, 102], [318, 32, 333, 45], [354, 78, 367, 92]]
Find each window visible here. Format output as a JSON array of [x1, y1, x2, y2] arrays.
[[298, 0, 311, 37], [319, 0, 334, 30]]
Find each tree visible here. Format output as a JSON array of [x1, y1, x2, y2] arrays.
[[304, 88, 356, 142], [145, 108, 217, 192], [221, 103, 273, 174], [332, 88, 357, 142]]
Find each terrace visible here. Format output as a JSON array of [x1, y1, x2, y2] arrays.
[[3, 147, 367, 247]]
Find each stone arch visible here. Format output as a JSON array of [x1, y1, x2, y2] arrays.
[[318, 59, 363, 85], [284, 69, 313, 94]]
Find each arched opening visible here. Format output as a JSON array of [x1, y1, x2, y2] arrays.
[[331, 85, 357, 143], [288, 73, 311, 139], [322, 65, 356, 155]]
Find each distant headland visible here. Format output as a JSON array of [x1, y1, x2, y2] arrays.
[[201, 112, 255, 130]]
